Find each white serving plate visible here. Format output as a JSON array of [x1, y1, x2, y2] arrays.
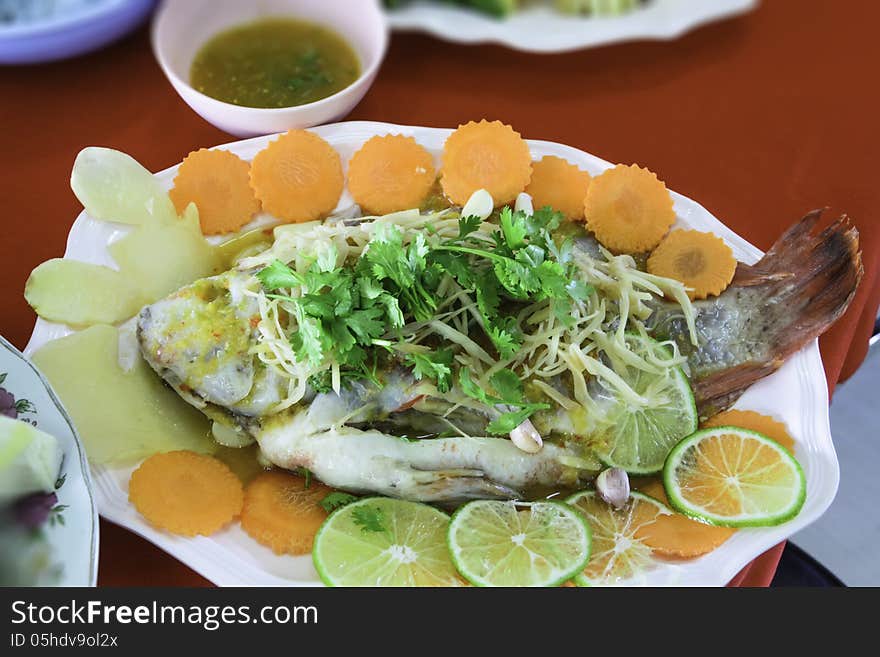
[[1, 336, 99, 586], [24, 121, 838, 586], [386, 0, 757, 53]]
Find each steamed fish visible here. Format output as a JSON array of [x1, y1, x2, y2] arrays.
[[137, 206, 861, 502]]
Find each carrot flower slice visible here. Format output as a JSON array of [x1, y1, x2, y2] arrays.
[[348, 134, 436, 215], [128, 450, 243, 537], [240, 470, 333, 555], [525, 155, 591, 221], [636, 480, 735, 558], [249, 129, 344, 223], [584, 164, 676, 253], [702, 409, 796, 453], [647, 229, 737, 300], [440, 120, 532, 207], [169, 149, 261, 235]]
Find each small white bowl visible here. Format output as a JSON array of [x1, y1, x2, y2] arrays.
[[151, 0, 389, 137]]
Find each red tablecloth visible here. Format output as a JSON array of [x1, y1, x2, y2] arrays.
[[1, 0, 877, 587]]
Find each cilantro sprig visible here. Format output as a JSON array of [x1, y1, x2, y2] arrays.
[[459, 367, 550, 435], [405, 348, 453, 393], [255, 205, 593, 424], [351, 505, 391, 540], [256, 245, 406, 381], [433, 206, 594, 355], [319, 491, 358, 513]]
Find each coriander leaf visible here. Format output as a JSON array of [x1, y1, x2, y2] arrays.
[[341, 343, 367, 370], [319, 492, 358, 513], [367, 224, 412, 286], [567, 280, 594, 301], [487, 408, 533, 435], [499, 207, 529, 250], [380, 293, 405, 329], [535, 260, 569, 299], [299, 292, 336, 320], [457, 214, 482, 240], [489, 368, 523, 401], [347, 305, 386, 344], [486, 316, 522, 359], [352, 505, 386, 534], [291, 313, 327, 365], [548, 234, 574, 265], [330, 277, 354, 315], [430, 250, 474, 288], [406, 349, 453, 393], [407, 232, 430, 271], [486, 404, 549, 435], [475, 270, 501, 320], [553, 300, 577, 329], [329, 319, 357, 354], [494, 257, 540, 298], [458, 367, 493, 405], [358, 275, 384, 300], [257, 259, 302, 290], [528, 206, 564, 234]]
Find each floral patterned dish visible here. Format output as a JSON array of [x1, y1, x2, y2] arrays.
[[0, 335, 99, 586]]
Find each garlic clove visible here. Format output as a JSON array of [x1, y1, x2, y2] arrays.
[[596, 467, 630, 509], [462, 188, 494, 220], [509, 418, 543, 454], [514, 192, 534, 216]]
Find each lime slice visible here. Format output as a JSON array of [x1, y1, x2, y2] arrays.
[[594, 334, 698, 474], [447, 500, 591, 587], [565, 490, 669, 586], [663, 426, 806, 527], [312, 497, 463, 586]]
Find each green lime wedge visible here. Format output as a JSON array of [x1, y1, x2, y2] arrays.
[[566, 490, 669, 586], [663, 426, 806, 527], [312, 497, 463, 586], [447, 500, 591, 587], [594, 334, 698, 474]]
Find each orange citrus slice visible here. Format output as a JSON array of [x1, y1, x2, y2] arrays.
[[128, 450, 243, 537], [566, 490, 668, 586], [702, 409, 795, 453], [636, 480, 736, 558], [647, 229, 737, 300], [440, 120, 532, 206], [249, 129, 343, 223], [169, 148, 261, 235], [663, 427, 806, 527], [584, 164, 676, 253], [524, 155, 591, 221], [348, 134, 436, 215]]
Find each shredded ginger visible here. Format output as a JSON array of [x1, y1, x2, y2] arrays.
[[236, 207, 697, 421]]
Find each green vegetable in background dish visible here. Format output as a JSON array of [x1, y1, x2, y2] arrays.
[[0, 416, 63, 505], [383, 0, 644, 18]]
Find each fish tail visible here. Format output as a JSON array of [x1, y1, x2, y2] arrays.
[[696, 209, 863, 417]]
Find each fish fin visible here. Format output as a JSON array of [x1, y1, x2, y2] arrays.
[[409, 468, 521, 502], [695, 360, 781, 421], [697, 209, 862, 416]]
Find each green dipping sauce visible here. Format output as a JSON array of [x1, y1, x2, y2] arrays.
[[190, 18, 361, 109]]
